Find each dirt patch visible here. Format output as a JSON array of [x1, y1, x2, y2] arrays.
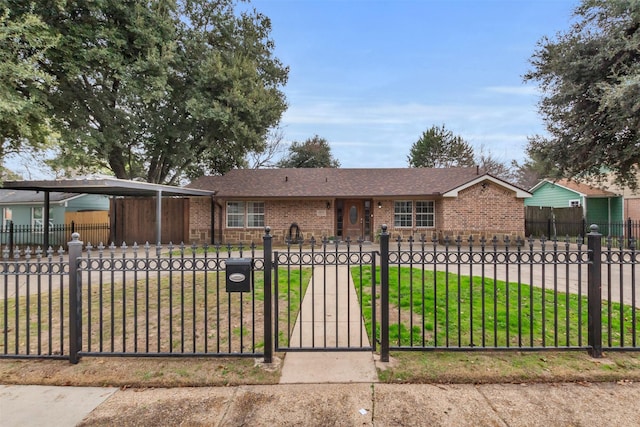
[[377, 351, 640, 384], [0, 356, 281, 388]]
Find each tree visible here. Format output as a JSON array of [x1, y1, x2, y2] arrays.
[[408, 125, 475, 168], [0, 9, 58, 162], [276, 135, 340, 168], [245, 126, 286, 169], [3, 0, 288, 184], [475, 145, 513, 181], [525, 0, 640, 188]]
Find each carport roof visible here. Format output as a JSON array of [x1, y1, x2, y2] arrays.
[[2, 177, 215, 197]]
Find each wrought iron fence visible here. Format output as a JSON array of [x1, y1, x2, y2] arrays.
[[273, 237, 376, 352], [0, 236, 266, 362], [379, 233, 592, 354], [0, 221, 110, 252], [1, 225, 639, 364], [76, 240, 265, 360], [0, 246, 69, 359]]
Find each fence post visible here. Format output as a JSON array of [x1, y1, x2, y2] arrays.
[[380, 224, 390, 362], [263, 226, 273, 363], [627, 217, 632, 248], [68, 232, 83, 364], [8, 220, 14, 258], [587, 224, 603, 358]]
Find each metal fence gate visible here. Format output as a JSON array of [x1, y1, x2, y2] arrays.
[[2, 224, 640, 364], [271, 236, 377, 352]]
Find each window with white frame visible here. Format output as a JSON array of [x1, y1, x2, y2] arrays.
[[569, 199, 581, 207], [394, 201, 413, 227], [2, 208, 12, 228], [416, 201, 435, 227], [246, 201, 265, 227], [226, 201, 265, 228], [32, 207, 44, 231]]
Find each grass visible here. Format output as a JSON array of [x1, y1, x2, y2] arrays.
[[353, 266, 640, 349], [1, 268, 311, 357], [4, 263, 640, 387], [377, 351, 640, 384]]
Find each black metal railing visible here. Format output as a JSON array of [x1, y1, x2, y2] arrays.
[[0, 221, 110, 252], [273, 236, 376, 352], [1, 225, 639, 364], [0, 246, 69, 359], [379, 232, 592, 354], [376, 225, 638, 361], [76, 240, 265, 360]]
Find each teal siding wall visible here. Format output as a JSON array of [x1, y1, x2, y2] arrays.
[[586, 197, 624, 236], [524, 182, 582, 207], [66, 194, 110, 211], [1, 195, 108, 226], [3, 205, 65, 226]]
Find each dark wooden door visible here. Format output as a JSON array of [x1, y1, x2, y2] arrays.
[[342, 200, 364, 240]]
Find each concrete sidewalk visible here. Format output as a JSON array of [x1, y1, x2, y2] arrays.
[[3, 381, 640, 426], [279, 264, 378, 384]]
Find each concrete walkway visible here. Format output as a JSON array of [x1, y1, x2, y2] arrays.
[[279, 265, 378, 383], [3, 382, 640, 426]]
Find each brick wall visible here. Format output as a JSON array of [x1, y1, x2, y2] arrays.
[[438, 182, 525, 240], [188, 197, 212, 243], [188, 183, 526, 244], [625, 198, 640, 222]]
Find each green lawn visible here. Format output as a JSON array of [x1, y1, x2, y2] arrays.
[[353, 266, 640, 349]]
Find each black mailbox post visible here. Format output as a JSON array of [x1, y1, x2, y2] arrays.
[[226, 258, 252, 292]]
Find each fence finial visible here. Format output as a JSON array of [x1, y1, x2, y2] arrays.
[[71, 232, 80, 241], [589, 224, 599, 233]]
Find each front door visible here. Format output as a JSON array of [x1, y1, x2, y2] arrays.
[[342, 199, 364, 240]]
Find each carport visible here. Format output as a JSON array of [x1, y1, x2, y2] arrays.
[[1, 177, 215, 246]]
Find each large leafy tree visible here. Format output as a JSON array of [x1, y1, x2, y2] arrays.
[[525, 0, 640, 188], [276, 135, 340, 168], [0, 9, 57, 164], [3, 0, 288, 184], [407, 124, 475, 168]]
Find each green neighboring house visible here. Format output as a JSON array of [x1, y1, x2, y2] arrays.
[[0, 190, 110, 247], [526, 179, 623, 236]]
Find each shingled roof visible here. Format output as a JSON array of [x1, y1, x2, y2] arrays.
[[0, 190, 84, 204], [188, 167, 524, 198], [538, 179, 620, 197]]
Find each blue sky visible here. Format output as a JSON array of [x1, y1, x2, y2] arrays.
[[5, 0, 580, 178], [249, 0, 579, 168]]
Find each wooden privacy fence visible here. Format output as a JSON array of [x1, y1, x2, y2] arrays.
[[525, 206, 585, 237], [110, 197, 189, 244]]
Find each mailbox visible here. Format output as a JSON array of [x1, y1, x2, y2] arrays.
[[226, 258, 252, 292]]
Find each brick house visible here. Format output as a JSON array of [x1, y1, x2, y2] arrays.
[[187, 167, 531, 244]]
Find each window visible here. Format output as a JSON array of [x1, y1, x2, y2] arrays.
[[31, 207, 53, 232], [2, 208, 12, 228], [226, 201, 265, 228], [394, 201, 413, 227], [569, 199, 581, 208], [32, 207, 44, 230], [416, 201, 435, 227], [394, 200, 435, 228], [246, 202, 265, 227]]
